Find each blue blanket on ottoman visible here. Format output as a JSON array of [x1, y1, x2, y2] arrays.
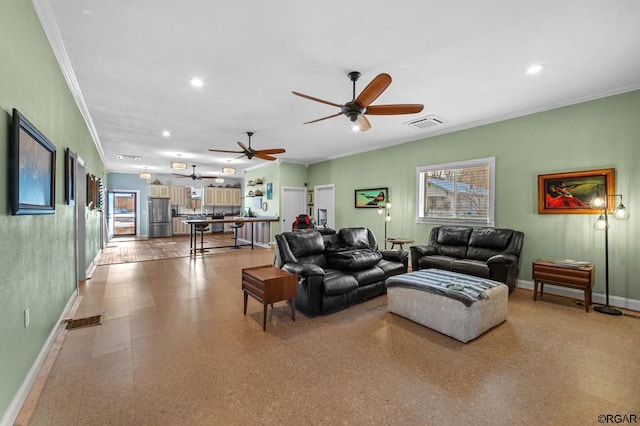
[[385, 269, 502, 307]]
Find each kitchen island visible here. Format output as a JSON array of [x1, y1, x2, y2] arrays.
[[184, 217, 279, 255]]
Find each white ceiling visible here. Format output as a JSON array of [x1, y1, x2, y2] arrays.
[[35, 0, 640, 179]]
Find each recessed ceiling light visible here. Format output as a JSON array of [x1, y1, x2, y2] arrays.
[[162, 130, 171, 137], [526, 64, 545, 75], [190, 78, 204, 87]]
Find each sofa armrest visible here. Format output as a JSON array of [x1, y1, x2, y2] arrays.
[[381, 249, 408, 264], [409, 245, 438, 271], [283, 262, 325, 278], [487, 254, 519, 292], [282, 262, 325, 316]]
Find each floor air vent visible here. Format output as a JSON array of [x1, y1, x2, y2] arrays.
[[404, 115, 446, 129], [66, 314, 103, 330]]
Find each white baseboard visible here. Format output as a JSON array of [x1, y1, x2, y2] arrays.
[[516, 279, 640, 312], [1, 291, 78, 426]]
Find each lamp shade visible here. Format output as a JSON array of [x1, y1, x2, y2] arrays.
[[171, 161, 187, 170], [594, 214, 608, 231], [613, 203, 630, 220], [139, 172, 152, 180], [222, 167, 236, 174]]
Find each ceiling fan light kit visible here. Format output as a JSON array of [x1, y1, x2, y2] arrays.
[[292, 71, 424, 132]]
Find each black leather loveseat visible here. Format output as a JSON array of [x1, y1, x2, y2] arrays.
[[274, 227, 408, 315], [410, 226, 524, 293]]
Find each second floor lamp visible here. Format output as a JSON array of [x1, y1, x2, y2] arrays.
[[591, 192, 630, 316]]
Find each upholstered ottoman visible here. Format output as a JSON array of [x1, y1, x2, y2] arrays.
[[385, 269, 508, 343]]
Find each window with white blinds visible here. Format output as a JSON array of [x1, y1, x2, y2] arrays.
[[416, 157, 495, 225]]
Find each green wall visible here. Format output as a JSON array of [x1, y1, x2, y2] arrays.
[[309, 91, 640, 301], [0, 0, 105, 419]]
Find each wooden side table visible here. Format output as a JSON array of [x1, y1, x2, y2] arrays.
[[532, 259, 595, 312], [386, 238, 414, 250], [242, 265, 297, 331]]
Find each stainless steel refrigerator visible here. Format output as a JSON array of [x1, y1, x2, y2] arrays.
[[148, 197, 172, 237]]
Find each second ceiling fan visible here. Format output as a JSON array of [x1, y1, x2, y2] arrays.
[[172, 164, 219, 180], [292, 71, 424, 131], [209, 132, 285, 161]]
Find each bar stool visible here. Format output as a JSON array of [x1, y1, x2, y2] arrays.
[[231, 222, 244, 248], [194, 223, 210, 253]]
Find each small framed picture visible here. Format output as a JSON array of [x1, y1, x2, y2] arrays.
[[307, 190, 314, 205]]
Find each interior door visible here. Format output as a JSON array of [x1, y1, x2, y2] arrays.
[[314, 184, 336, 229], [76, 157, 86, 281], [281, 187, 306, 231]]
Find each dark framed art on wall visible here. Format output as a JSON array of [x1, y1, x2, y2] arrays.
[[537, 168, 614, 214], [10, 108, 56, 215], [65, 148, 76, 205], [354, 187, 388, 208]]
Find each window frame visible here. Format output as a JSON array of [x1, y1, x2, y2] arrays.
[[415, 156, 495, 226]]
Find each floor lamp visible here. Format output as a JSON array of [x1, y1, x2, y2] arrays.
[[592, 193, 630, 316], [378, 201, 391, 249]]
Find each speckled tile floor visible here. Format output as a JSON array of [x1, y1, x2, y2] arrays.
[[24, 247, 640, 425]]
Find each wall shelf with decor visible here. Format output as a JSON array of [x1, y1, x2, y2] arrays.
[[247, 178, 264, 187]]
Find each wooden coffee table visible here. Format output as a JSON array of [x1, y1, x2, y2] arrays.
[[242, 265, 297, 331]]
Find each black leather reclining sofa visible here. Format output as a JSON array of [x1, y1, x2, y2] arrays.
[[274, 227, 408, 315], [410, 226, 524, 293]]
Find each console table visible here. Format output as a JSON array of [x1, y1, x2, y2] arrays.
[[532, 259, 595, 312], [242, 265, 297, 331]]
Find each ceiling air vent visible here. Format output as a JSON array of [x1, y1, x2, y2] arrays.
[[404, 115, 446, 129]]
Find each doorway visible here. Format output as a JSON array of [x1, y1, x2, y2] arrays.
[[108, 192, 137, 237], [281, 187, 306, 231]]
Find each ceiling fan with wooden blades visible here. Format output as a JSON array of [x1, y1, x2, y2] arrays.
[[172, 164, 219, 180], [292, 71, 424, 132], [208, 132, 285, 161]]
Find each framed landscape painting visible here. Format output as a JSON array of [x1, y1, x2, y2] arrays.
[[354, 187, 388, 208], [537, 168, 614, 214]]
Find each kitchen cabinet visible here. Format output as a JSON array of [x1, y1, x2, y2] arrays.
[[205, 187, 215, 206], [223, 188, 234, 206], [170, 186, 186, 205], [149, 184, 170, 198], [232, 188, 242, 206], [205, 187, 240, 206], [172, 217, 190, 235], [236, 221, 271, 247]]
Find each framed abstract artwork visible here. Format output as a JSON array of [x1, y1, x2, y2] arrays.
[[65, 148, 76, 205], [537, 168, 614, 214], [10, 109, 56, 215]]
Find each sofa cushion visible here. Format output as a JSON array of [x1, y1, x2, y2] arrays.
[[339, 228, 374, 249], [451, 259, 491, 278], [418, 255, 456, 271], [284, 231, 325, 257], [376, 259, 406, 277], [469, 228, 513, 250], [326, 249, 382, 271], [322, 269, 359, 295], [436, 227, 472, 246], [349, 266, 385, 286]]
